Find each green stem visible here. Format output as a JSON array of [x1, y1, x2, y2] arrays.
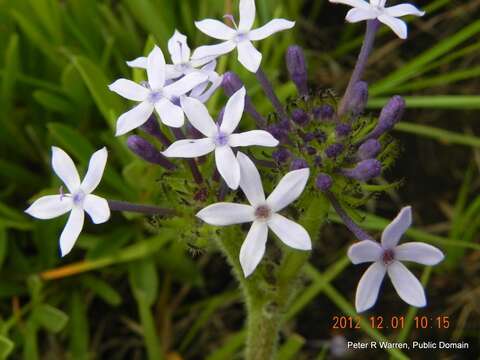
[[137, 296, 163, 360]]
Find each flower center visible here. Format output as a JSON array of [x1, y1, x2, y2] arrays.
[[254, 205, 272, 221], [382, 248, 395, 265], [148, 90, 163, 104], [214, 131, 229, 146], [234, 32, 249, 43], [72, 190, 86, 206]]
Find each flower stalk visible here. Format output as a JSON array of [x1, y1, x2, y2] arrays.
[[107, 200, 177, 216], [338, 19, 380, 116], [256, 68, 289, 122]]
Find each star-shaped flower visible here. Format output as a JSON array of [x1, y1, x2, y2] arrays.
[[192, 0, 295, 73], [197, 152, 312, 277], [25, 147, 110, 257], [109, 46, 207, 136], [348, 206, 444, 312], [329, 0, 425, 39], [162, 87, 278, 189]]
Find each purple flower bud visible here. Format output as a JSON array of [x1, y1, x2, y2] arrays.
[[346, 81, 368, 116], [341, 159, 381, 182], [302, 132, 315, 142], [222, 71, 244, 96], [272, 148, 291, 163], [267, 124, 288, 143], [140, 116, 171, 147], [290, 158, 308, 170], [366, 96, 406, 140], [314, 156, 323, 167], [291, 108, 309, 126], [286, 45, 308, 96], [335, 123, 352, 137], [357, 139, 381, 160], [313, 104, 335, 120], [315, 173, 333, 191], [306, 146, 316, 155], [127, 135, 175, 170], [325, 143, 344, 158]]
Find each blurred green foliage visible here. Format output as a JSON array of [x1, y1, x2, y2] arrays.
[[0, 0, 479, 359]]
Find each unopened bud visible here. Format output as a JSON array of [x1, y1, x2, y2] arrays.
[[291, 108, 309, 126], [335, 123, 352, 137], [286, 45, 308, 96], [140, 116, 171, 147], [290, 158, 308, 170], [325, 143, 344, 158], [346, 81, 368, 116], [272, 148, 291, 163], [315, 173, 333, 191], [366, 96, 405, 140], [341, 159, 381, 181], [222, 71, 244, 96], [357, 139, 381, 160], [313, 104, 335, 120], [127, 135, 175, 170]]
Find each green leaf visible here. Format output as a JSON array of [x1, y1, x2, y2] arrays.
[[70, 55, 123, 129], [0, 227, 7, 270], [32, 304, 69, 333], [128, 258, 158, 306], [81, 275, 122, 306], [0, 335, 14, 359], [33, 90, 73, 114]]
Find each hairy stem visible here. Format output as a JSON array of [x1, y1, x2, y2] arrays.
[[256, 68, 289, 122], [108, 200, 177, 216], [338, 19, 380, 116]]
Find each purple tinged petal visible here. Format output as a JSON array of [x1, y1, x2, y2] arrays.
[[381, 206, 412, 249], [348, 240, 383, 264], [387, 261, 426, 307], [355, 262, 386, 312]]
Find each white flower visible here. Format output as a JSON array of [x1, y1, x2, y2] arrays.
[[197, 152, 312, 277], [348, 206, 444, 312], [109, 46, 207, 136], [25, 147, 110, 257], [126, 32, 222, 104], [191, 0, 295, 73], [329, 0, 425, 39], [162, 87, 278, 189]]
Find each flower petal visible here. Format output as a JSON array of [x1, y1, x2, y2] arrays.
[[196, 202, 254, 225], [385, 4, 425, 17], [328, 0, 371, 11], [126, 56, 147, 69], [215, 146, 240, 189], [155, 98, 184, 128], [268, 213, 311, 250], [166, 64, 183, 80], [147, 46, 166, 89], [381, 206, 412, 249], [52, 147, 81, 193], [378, 14, 408, 39], [355, 262, 386, 312], [345, 8, 377, 22], [220, 87, 245, 134], [237, 152, 265, 206], [59, 207, 85, 257], [180, 96, 217, 136], [236, 41, 262, 73], [266, 168, 310, 212], [81, 147, 108, 194], [168, 30, 190, 64], [394, 242, 444, 265], [165, 71, 208, 97], [108, 79, 149, 101], [387, 261, 426, 307], [249, 19, 295, 41], [191, 41, 236, 62], [239, 0, 256, 31], [162, 138, 215, 158], [115, 101, 154, 136], [194, 74, 223, 103], [229, 130, 279, 147], [194, 19, 236, 40], [25, 195, 72, 219], [240, 221, 268, 277], [83, 194, 110, 224], [348, 240, 383, 264]]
